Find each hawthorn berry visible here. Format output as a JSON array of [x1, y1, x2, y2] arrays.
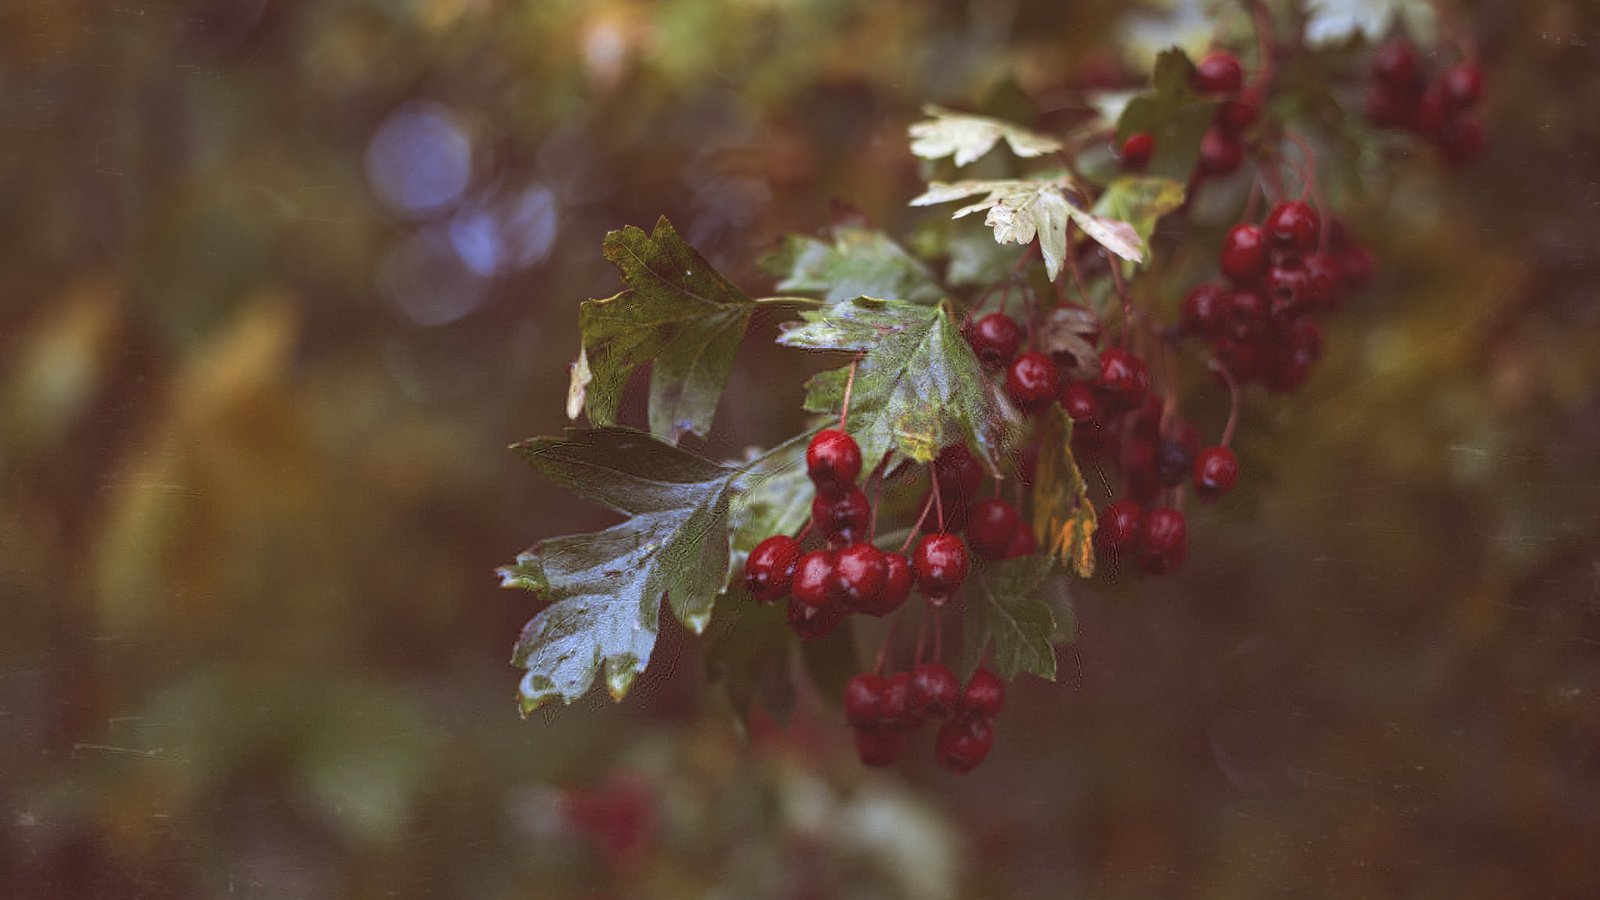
[[1412, 83, 1450, 136], [1216, 93, 1260, 133], [1097, 499, 1144, 560], [744, 534, 801, 603], [786, 593, 845, 639], [1226, 288, 1268, 336], [1060, 380, 1103, 424], [1193, 446, 1240, 501], [866, 552, 913, 617], [934, 443, 984, 500], [1182, 282, 1229, 336], [1220, 224, 1269, 284], [1119, 132, 1154, 170], [1002, 522, 1036, 559], [1198, 127, 1244, 176], [1265, 264, 1312, 319], [1302, 253, 1344, 309], [1373, 39, 1423, 93], [1365, 83, 1417, 129], [1006, 352, 1061, 412], [1192, 50, 1243, 94], [1264, 201, 1320, 253], [806, 428, 862, 495], [968, 312, 1023, 368], [812, 485, 870, 547], [912, 532, 969, 605], [1097, 347, 1150, 415], [843, 673, 888, 727], [854, 725, 906, 767], [968, 498, 1022, 559], [1139, 507, 1188, 574], [1441, 61, 1483, 109], [935, 716, 994, 774], [962, 667, 1006, 719], [909, 662, 960, 719], [883, 671, 925, 730], [834, 543, 889, 611], [1154, 439, 1195, 488]]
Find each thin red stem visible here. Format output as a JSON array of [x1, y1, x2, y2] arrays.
[[1209, 358, 1242, 447], [930, 464, 947, 531], [901, 490, 937, 554]]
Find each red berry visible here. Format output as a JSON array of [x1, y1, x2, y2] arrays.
[[968, 312, 1023, 368], [1138, 507, 1188, 574], [1220, 224, 1269, 284], [1060, 380, 1103, 424], [1441, 61, 1483, 109], [912, 532, 969, 605], [834, 543, 888, 612], [1373, 39, 1423, 93], [1198, 127, 1244, 176], [1191, 50, 1243, 94], [1097, 499, 1144, 559], [1182, 282, 1229, 336], [1338, 244, 1375, 289], [1412, 82, 1450, 136], [1264, 201, 1320, 253], [909, 662, 960, 719], [1437, 118, 1484, 165], [864, 552, 913, 617], [843, 673, 888, 727], [812, 485, 870, 548], [1193, 446, 1240, 501], [1119, 131, 1155, 170], [1302, 253, 1344, 309], [854, 724, 906, 767], [786, 592, 846, 639], [962, 667, 1006, 719], [934, 443, 985, 499], [1002, 521, 1036, 559], [1264, 264, 1312, 319], [1097, 347, 1149, 415], [1006, 352, 1061, 412], [882, 671, 925, 730], [1226, 288, 1268, 336], [744, 534, 802, 603], [791, 550, 839, 608], [806, 429, 862, 494], [1154, 438, 1194, 488], [1365, 83, 1417, 129], [935, 716, 994, 774], [1215, 93, 1260, 134], [968, 498, 1022, 559]]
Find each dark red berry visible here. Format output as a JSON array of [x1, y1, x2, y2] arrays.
[[834, 543, 888, 612], [1060, 380, 1103, 424], [883, 671, 925, 730], [1154, 439, 1194, 488], [791, 550, 839, 608], [912, 532, 969, 605], [1373, 39, 1423, 93], [1002, 521, 1036, 559], [1193, 446, 1240, 501], [1264, 201, 1320, 253], [963, 667, 1006, 719], [744, 534, 802, 603], [843, 673, 888, 727], [1338, 244, 1375, 289], [1138, 507, 1188, 574], [1220, 224, 1269, 284], [1198, 127, 1244, 176], [1302, 253, 1344, 309], [1191, 50, 1243, 94], [1441, 61, 1483, 109], [1097, 499, 1144, 559], [935, 716, 994, 774], [909, 662, 960, 719], [786, 593, 845, 639], [1006, 352, 1061, 412], [1365, 83, 1417, 129], [854, 724, 906, 767], [934, 443, 984, 499], [967, 312, 1023, 368], [1215, 92, 1260, 134], [1119, 131, 1154, 170], [968, 498, 1022, 559], [1097, 348, 1149, 415], [1412, 82, 1450, 136], [866, 552, 913, 617], [1264, 264, 1312, 319], [812, 485, 870, 548], [1182, 282, 1229, 336], [806, 429, 862, 494], [1226, 288, 1268, 336], [1437, 118, 1484, 165]]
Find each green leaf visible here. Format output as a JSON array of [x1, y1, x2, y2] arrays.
[[1031, 407, 1097, 577], [726, 433, 815, 590], [499, 428, 740, 714], [579, 217, 754, 442], [776, 298, 1017, 472], [1091, 176, 1187, 261], [908, 104, 1064, 166], [962, 555, 1059, 681], [761, 227, 944, 305], [1116, 48, 1217, 180], [944, 224, 1020, 288]]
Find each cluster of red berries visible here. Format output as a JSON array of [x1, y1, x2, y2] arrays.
[[1116, 49, 1260, 177], [1184, 200, 1371, 393], [844, 663, 1004, 772], [1364, 39, 1485, 164], [743, 429, 975, 640]]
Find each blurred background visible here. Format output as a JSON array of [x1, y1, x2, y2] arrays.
[[3, 0, 1599, 897]]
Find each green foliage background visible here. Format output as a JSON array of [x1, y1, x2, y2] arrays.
[[3, 1, 1599, 897]]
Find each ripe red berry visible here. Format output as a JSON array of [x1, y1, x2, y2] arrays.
[[744, 534, 801, 603], [843, 673, 888, 727], [967, 498, 1022, 559], [1226, 288, 1268, 336], [1264, 264, 1312, 319], [1365, 83, 1417, 129], [1059, 380, 1103, 424], [1441, 61, 1483, 108], [909, 662, 960, 719], [882, 671, 925, 730], [1412, 82, 1450, 136], [935, 716, 994, 774], [1097, 499, 1144, 559], [1097, 347, 1150, 415], [1437, 118, 1484, 165], [1119, 131, 1155, 170], [834, 543, 889, 612], [967, 312, 1023, 368], [812, 485, 870, 548], [1182, 282, 1229, 336], [1006, 352, 1061, 412], [854, 724, 906, 767], [1198, 126, 1244, 176], [786, 592, 845, 639], [1215, 92, 1260, 134], [1264, 201, 1320, 253], [962, 667, 1006, 719], [791, 550, 839, 608], [933, 443, 984, 499], [1193, 446, 1240, 501], [1138, 507, 1188, 574], [1302, 253, 1344, 309], [806, 429, 862, 494], [1373, 39, 1423, 93], [1220, 224, 1269, 283], [912, 532, 969, 605], [1191, 50, 1243, 94], [865, 552, 913, 617], [1002, 521, 1036, 559]]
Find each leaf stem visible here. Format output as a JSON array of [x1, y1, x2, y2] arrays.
[[753, 296, 828, 308]]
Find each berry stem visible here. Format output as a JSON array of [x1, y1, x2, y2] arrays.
[[1062, 231, 1091, 305], [902, 490, 937, 553], [1209, 358, 1242, 447], [874, 618, 900, 675], [1284, 130, 1331, 252], [1107, 256, 1134, 349], [930, 464, 947, 531], [933, 606, 944, 661]]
